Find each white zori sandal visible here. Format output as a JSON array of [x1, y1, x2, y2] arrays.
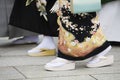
[[86, 55, 114, 68], [44, 57, 75, 71], [86, 46, 114, 68]]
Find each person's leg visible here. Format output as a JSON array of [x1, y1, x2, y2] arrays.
[[28, 35, 56, 56]]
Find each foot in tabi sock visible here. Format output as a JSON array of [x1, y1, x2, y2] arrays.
[[12, 36, 39, 45], [28, 36, 56, 57], [86, 46, 114, 68]]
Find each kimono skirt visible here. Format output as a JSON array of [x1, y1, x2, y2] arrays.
[[57, 0, 111, 60]]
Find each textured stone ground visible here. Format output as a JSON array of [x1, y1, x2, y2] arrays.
[[0, 38, 120, 80]]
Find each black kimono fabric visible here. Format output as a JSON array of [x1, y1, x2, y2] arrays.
[[9, 0, 58, 37]]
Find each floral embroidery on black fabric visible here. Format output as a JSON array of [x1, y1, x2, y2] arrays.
[[60, 3, 99, 42]]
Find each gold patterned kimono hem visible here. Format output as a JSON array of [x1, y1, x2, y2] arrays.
[[56, 0, 111, 61]]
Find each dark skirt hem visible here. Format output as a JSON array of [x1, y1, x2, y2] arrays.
[[58, 41, 111, 61]]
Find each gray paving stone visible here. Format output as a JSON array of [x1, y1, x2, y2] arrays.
[[91, 73, 120, 80], [0, 50, 27, 56], [0, 38, 120, 80], [12, 75, 95, 80], [0, 56, 55, 67], [15, 62, 120, 79], [0, 44, 35, 56], [0, 67, 25, 80]]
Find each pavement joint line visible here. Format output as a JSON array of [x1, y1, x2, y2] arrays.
[[90, 73, 120, 75], [0, 64, 44, 67], [13, 66, 27, 79], [14, 65, 44, 67], [26, 74, 93, 79], [0, 55, 28, 57], [89, 75, 98, 80]]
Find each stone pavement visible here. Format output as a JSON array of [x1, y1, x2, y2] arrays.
[[0, 38, 120, 80]]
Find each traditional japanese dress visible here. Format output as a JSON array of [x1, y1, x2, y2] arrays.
[[9, 0, 58, 37], [56, 0, 111, 60]]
